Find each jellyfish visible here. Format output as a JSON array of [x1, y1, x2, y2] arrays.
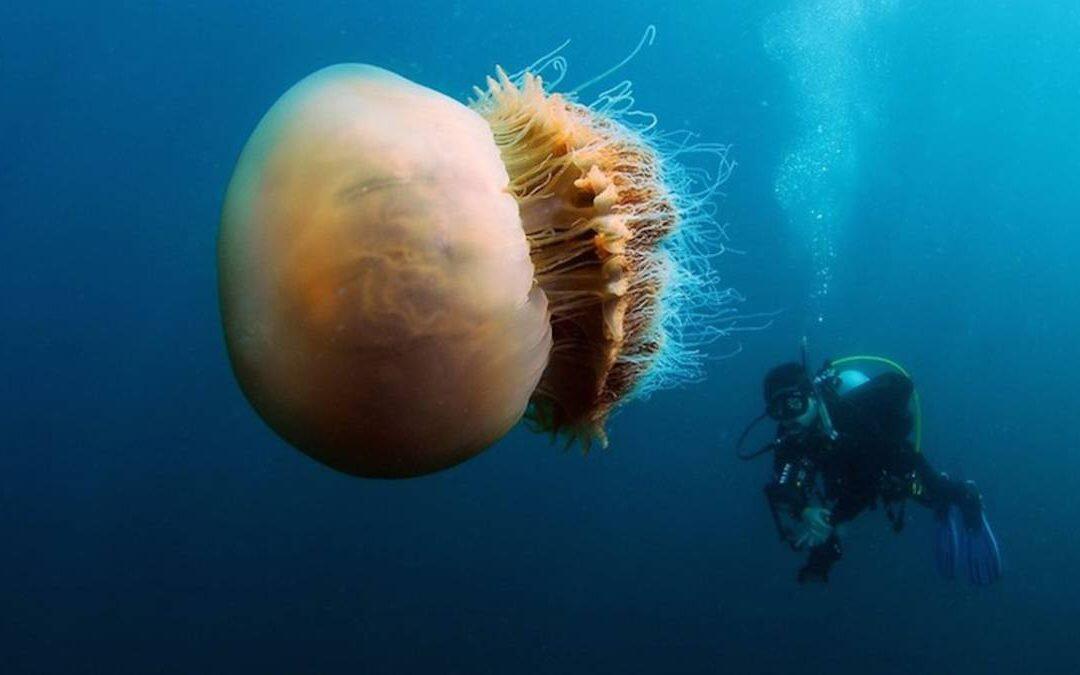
[[219, 37, 738, 478]]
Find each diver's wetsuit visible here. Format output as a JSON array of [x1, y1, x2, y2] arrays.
[[765, 372, 980, 583]]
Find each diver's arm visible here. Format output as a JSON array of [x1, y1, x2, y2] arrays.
[[761, 440, 817, 549], [766, 439, 817, 517]]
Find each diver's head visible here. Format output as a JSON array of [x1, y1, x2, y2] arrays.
[[763, 362, 818, 427]]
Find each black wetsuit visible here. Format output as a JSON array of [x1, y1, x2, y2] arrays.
[[765, 372, 979, 582]]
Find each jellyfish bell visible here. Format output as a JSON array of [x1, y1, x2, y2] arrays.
[[219, 43, 737, 479], [219, 64, 551, 478]]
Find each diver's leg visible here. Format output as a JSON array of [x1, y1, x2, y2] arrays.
[[912, 454, 972, 515]]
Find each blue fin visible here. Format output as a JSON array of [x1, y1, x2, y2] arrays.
[[963, 510, 1003, 586], [934, 506, 962, 580]]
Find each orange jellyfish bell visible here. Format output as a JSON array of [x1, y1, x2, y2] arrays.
[[219, 38, 736, 478], [219, 65, 551, 478]]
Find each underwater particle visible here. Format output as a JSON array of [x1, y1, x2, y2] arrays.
[[219, 46, 737, 479]]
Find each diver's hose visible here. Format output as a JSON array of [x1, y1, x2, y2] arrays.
[[735, 412, 775, 460]]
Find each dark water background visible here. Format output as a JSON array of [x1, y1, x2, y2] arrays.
[[3, 1, 1078, 673]]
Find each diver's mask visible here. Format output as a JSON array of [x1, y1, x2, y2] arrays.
[[736, 376, 816, 460], [736, 357, 836, 460], [767, 385, 813, 423]]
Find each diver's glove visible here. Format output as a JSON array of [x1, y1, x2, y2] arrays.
[[793, 506, 833, 550]]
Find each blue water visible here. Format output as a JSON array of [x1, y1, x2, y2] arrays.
[[2, 1, 1078, 673]]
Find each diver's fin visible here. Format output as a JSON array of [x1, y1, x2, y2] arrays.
[[964, 510, 1003, 586], [934, 506, 962, 580]]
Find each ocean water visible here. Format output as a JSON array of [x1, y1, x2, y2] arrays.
[[2, 1, 1078, 673]]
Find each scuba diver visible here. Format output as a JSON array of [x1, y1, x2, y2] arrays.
[[736, 348, 1003, 585]]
